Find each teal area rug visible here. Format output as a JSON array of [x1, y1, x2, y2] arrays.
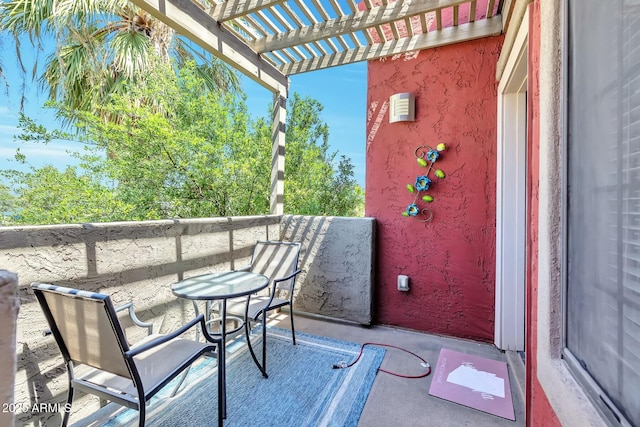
[[103, 327, 385, 427]]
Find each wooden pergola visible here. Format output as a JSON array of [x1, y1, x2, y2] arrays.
[[130, 0, 511, 214]]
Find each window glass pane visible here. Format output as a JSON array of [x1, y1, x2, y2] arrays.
[[567, 1, 640, 425]]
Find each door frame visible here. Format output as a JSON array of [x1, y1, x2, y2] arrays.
[[495, 9, 529, 351]]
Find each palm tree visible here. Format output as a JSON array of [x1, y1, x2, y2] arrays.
[[1, 0, 239, 122]]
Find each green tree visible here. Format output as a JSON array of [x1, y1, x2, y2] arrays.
[[1, 0, 239, 122], [3, 63, 363, 224], [4, 166, 123, 224], [64, 61, 265, 219], [281, 93, 364, 216], [0, 183, 16, 225], [322, 155, 364, 216]]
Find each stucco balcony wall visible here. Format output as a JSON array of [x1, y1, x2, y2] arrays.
[[0, 214, 374, 426], [0, 270, 19, 427]]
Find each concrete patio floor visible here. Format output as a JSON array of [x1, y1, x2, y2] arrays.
[[70, 312, 525, 427], [275, 313, 526, 427]]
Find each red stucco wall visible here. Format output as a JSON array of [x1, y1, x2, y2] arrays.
[[526, 2, 561, 426], [365, 36, 503, 341]]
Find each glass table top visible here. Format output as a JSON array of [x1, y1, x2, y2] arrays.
[[171, 271, 268, 300]]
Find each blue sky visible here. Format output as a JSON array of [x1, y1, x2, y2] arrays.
[[0, 47, 367, 187]]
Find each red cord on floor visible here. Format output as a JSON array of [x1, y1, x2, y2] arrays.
[[332, 342, 431, 378]]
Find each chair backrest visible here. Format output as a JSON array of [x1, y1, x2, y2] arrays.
[[250, 241, 301, 292], [32, 283, 132, 379]]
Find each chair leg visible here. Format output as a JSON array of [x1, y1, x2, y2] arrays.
[[136, 387, 146, 427], [138, 403, 146, 427], [217, 346, 224, 427], [244, 316, 268, 378], [290, 307, 296, 345], [61, 363, 75, 427], [169, 367, 190, 398], [261, 314, 267, 375], [60, 387, 73, 427]]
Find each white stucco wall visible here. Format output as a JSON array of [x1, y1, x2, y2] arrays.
[[282, 215, 375, 325]]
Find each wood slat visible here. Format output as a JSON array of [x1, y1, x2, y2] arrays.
[[345, 0, 358, 14], [269, 5, 296, 30], [404, 17, 414, 37], [361, 27, 374, 44], [256, 9, 281, 33], [235, 18, 261, 39], [280, 15, 503, 75], [390, 21, 400, 40], [348, 32, 362, 48], [487, 0, 497, 18], [292, 0, 320, 24], [212, 0, 285, 22], [269, 50, 289, 65], [225, 19, 258, 41], [328, 0, 345, 17], [281, 2, 306, 27], [325, 37, 342, 53], [251, 0, 468, 53], [292, 45, 310, 59], [310, 0, 330, 21], [470, 0, 477, 23], [263, 54, 280, 67], [336, 35, 351, 51], [278, 47, 299, 63], [420, 13, 429, 33], [312, 40, 330, 54], [244, 14, 270, 36], [301, 42, 320, 57]]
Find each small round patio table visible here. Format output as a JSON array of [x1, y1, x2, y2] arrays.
[[171, 271, 269, 418]]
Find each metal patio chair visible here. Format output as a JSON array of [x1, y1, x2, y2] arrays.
[[225, 240, 302, 377], [31, 283, 224, 427]]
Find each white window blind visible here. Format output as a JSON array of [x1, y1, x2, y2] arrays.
[[566, 1, 640, 425]]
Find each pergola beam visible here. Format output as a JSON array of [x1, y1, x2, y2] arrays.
[[270, 91, 287, 215], [130, 0, 288, 94], [250, 0, 469, 53], [280, 15, 503, 75]]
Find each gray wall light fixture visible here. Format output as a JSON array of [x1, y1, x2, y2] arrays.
[[389, 92, 415, 123]]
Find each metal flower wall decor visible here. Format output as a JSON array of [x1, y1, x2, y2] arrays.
[[402, 144, 447, 223]]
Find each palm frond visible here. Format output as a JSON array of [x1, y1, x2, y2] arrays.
[[5, 0, 241, 123], [108, 30, 152, 78], [1, 0, 54, 37], [174, 38, 240, 93], [52, 0, 128, 20]]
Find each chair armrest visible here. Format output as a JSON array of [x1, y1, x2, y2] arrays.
[[124, 314, 220, 358], [116, 302, 154, 335], [273, 269, 302, 284], [248, 269, 302, 320]]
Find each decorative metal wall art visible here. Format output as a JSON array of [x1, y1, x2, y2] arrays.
[[402, 144, 447, 223]]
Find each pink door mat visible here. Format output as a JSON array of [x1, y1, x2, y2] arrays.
[[428, 348, 515, 421]]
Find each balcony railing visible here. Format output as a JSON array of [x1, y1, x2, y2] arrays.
[[1, 214, 374, 426]]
